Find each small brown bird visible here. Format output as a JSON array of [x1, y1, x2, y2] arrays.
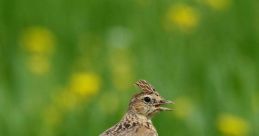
[[100, 80, 174, 136]]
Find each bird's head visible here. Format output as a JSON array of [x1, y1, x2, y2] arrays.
[[128, 80, 174, 118]]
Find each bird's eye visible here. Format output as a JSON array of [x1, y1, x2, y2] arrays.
[[144, 97, 151, 103]]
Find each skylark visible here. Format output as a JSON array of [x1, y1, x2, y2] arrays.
[[100, 80, 174, 136]]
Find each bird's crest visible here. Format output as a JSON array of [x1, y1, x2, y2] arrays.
[[135, 80, 156, 93]]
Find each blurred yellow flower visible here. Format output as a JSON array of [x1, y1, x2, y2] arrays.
[[173, 96, 193, 119], [69, 72, 101, 97], [217, 113, 250, 136], [21, 26, 56, 55], [204, 0, 231, 11], [41, 73, 101, 133], [166, 4, 199, 32], [27, 55, 50, 75], [20, 26, 56, 76]]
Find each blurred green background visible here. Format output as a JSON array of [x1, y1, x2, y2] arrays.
[[0, 0, 258, 135]]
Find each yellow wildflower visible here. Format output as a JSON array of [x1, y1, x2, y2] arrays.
[[166, 4, 199, 32], [217, 113, 250, 136], [204, 0, 231, 11], [69, 72, 101, 97], [26, 55, 50, 75], [21, 26, 55, 55]]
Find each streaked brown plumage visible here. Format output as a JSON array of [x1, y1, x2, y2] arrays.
[[100, 80, 174, 136]]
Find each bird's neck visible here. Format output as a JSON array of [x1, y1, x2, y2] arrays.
[[120, 110, 156, 133], [123, 110, 152, 125]]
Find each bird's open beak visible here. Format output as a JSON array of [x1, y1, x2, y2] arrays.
[[157, 100, 175, 111]]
